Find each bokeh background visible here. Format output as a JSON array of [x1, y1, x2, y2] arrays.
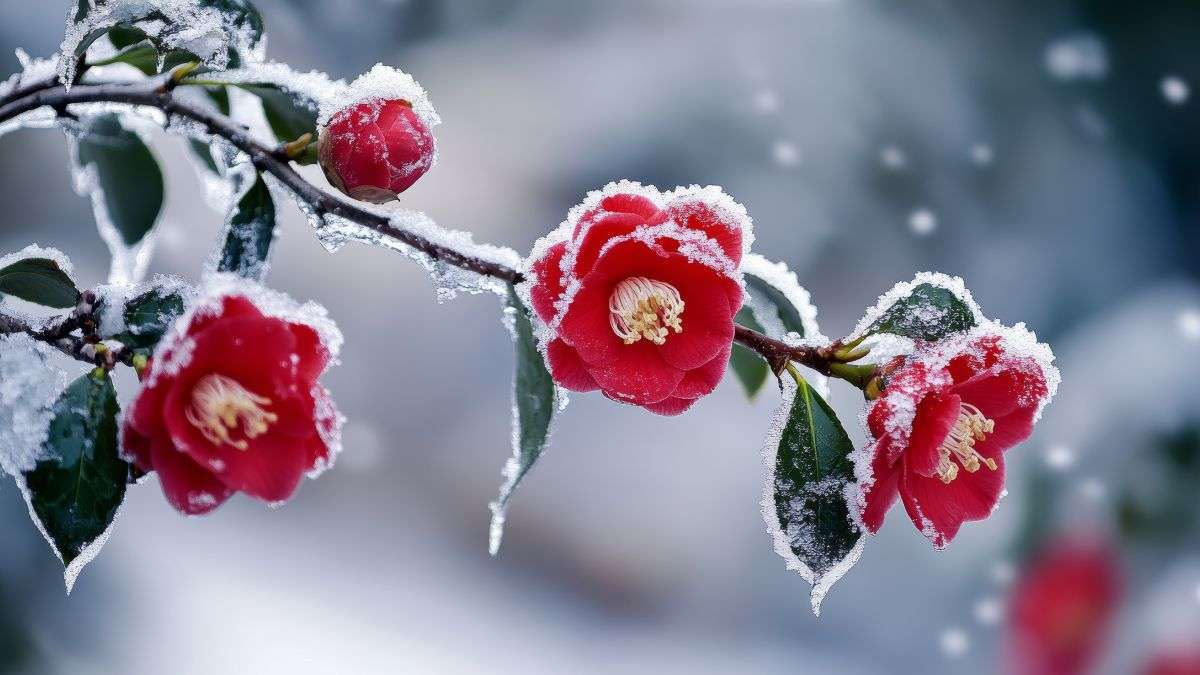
[[2, 1, 1199, 673]]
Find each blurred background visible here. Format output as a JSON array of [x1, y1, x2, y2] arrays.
[[2, 0, 1199, 673]]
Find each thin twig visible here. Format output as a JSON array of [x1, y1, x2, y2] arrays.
[[0, 78, 858, 376]]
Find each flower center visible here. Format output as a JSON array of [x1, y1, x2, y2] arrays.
[[935, 402, 997, 484], [185, 374, 278, 451], [608, 277, 685, 345]]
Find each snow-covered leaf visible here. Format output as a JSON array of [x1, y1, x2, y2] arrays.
[[0, 256, 79, 308], [97, 283, 187, 349], [762, 373, 864, 616], [489, 285, 558, 555], [864, 282, 977, 341], [92, 40, 200, 76], [216, 172, 275, 280], [22, 371, 131, 592], [239, 83, 318, 148], [72, 114, 164, 250], [730, 307, 769, 398]]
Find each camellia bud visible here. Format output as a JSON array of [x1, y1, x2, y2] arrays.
[[318, 98, 436, 203]]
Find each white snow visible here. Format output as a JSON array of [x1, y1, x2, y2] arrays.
[[58, 0, 266, 87], [93, 274, 193, 339], [751, 89, 779, 114], [0, 243, 77, 283], [317, 63, 440, 131], [1161, 75, 1190, 106], [969, 143, 994, 166], [1180, 308, 1200, 340], [1044, 444, 1076, 471], [1044, 33, 1108, 81], [973, 597, 1003, 626], [771, 140, 801, 167], [275, 176, 521, 301], [908, 208, 938, 236], [0, 334, 69, 477], [938, 627, 970, 658], [879, 145, 907, 170]]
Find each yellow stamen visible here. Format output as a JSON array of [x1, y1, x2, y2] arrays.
[[608, 277, 685, 345], [935, 402, 997, 484], [185, 374, 278, 450]]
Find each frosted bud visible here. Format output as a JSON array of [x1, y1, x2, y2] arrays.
[[317, 99, 435, 203]]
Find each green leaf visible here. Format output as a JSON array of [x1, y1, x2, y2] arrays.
[[106, 25, 149, 49], [23, 372, 131, 588], [745, 273, 808, 337], [73, 115, 165, 247], [766, 373, 863, 615], [188, 138, 220, 174], [98, 284, 187, 349], [488, 285, 558, 555], [237, 84, 318, 149], [730, 307, 769, 398], [866, 282, 977, 341], [0, 258, 78, 309], [217, 173, 276, 280]]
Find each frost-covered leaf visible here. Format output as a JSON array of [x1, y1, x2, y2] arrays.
[[0, 334, 68, 479], [97, 283, 187, 349], [730, 307, 769, 398], [0, 257, 79, 308], [864, 282, 977, 341], [92, 40, 200, 76], [216, 172, 275, 280], [22, 371, 131, 592], [488, 285, 558, 555], [730, 254, 820, 400], [240, 84, 318, 147], [762, 373, 864, 616], [72, 114, 164, 249], [198, 0, 264, 46]]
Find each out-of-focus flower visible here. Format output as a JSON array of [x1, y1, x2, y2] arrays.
[[122, 294, 339, 514], [528, 183, 749, 415], [1142, 647, 1200, 675], [319, 98, 436, 203], [860, 335, 1051, 547], [1005, 537, 1122, 675]]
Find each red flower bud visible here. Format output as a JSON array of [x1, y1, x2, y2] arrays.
[[527, 182, 752, 416], [121, 289, 342, 515], [857, 333, 1053, 547], [318, 98, 435, 203]]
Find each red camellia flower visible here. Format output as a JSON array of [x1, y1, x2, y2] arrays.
[[1005, 537, 1122, 675], [528, 182, 751, 415], [858, 333, 1052, 547], [121, 287, 342, 515], [319, 98, 435, 203]]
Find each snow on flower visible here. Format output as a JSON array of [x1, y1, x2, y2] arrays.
[[121, 275, 343, 514], [854, 324, 1058, 548], [525, 181, 752, 415]]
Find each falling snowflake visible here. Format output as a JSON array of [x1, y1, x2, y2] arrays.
[[1161, 76, 1190, 105], [771, 140, 801, 167], [908, 208, 938, 236]]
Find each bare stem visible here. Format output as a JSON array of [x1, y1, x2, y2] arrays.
[[0, 295, 134, 370], [0, 77, 859, 376]]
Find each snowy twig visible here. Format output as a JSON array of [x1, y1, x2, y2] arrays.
[[0, 78, 863, 378], [0, 298, 131, 370]]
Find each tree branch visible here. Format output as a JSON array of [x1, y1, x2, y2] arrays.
[[0, 78, 860, 378]]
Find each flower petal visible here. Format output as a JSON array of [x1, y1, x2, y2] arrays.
[[572, 212, 645, 278], [530, 241, 568, 323], [861, 442, 902, 534], [671, 343, 731, 399], [655, 266, 734, 371], [641, 396, 696, 416], [952, 358, 1047, 420], [660, 198, 743, 264], [906, 393, 961, 479], [151, 433, 234, 516], [547, 339, 598, 392], [586, 340, 685, 405], [899, 450, 1006, 548]]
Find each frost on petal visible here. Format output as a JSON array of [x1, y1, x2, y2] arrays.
[[0, 334, 68, 477]]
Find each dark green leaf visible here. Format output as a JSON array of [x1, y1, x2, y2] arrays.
[[745, 273, 808, 337], [768, 373, 862, 613], [488, 286, 557, 554], [188, 138, 220, 174], [24, 372, 130, 571], [106, 25, 149, 49], [237, 84, 318, 150], [867, 282, 976, 341], [0, 258, 78, 309], [217, 173, 276, 280], [74, 115, 165, 247], [730, 307, 768, 398], [205, 85, 231, 116], [95, 283, 186, 349]]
